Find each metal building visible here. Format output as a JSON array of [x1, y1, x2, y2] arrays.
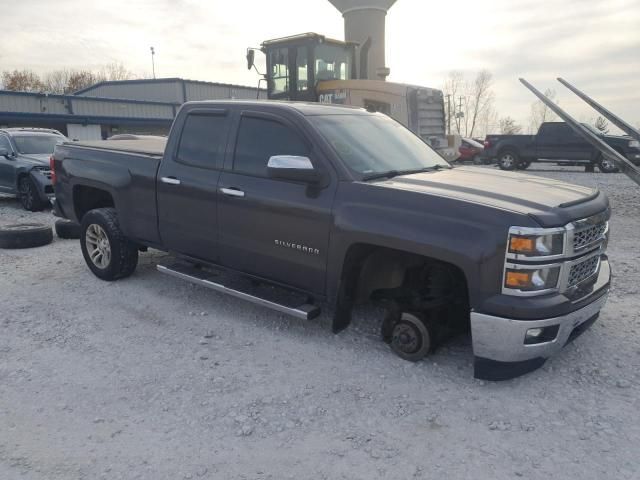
[[75, 78, 266, 103], [0, 78, 265, 140]]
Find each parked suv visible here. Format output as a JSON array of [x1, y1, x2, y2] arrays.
[[0, 128, 67, 211]]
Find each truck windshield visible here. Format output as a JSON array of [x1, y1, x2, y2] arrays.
[[309, 114, 450, 178], [13, 135, 65, 154]]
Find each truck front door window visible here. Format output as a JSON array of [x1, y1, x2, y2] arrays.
[[176, 114, 227, 169], [233, 117, 308, 177]]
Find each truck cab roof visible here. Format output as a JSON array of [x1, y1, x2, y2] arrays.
[[181, 99, 369, 116]]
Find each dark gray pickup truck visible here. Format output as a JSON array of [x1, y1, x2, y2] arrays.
[[484, 121, 640, 172], [51, 101, 612, 380]]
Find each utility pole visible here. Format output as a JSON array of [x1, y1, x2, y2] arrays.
[[150, 46, 156, 79], [445, 94, 451, 135], [456, 95, 464, 135]]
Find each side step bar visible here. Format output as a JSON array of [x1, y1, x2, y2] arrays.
[[157, 263, 321, 321]]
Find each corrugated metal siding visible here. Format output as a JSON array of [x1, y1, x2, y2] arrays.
[[185, 82, 266, 101], [77, 79, 266, 103], [0, 93, 69, 115], [72, 98, 174, 119], [78, 80, 184, 103]]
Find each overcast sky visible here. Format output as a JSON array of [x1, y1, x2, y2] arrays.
[[1, 0, 638, 131]]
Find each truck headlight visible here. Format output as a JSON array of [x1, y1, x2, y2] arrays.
[[508, 232, 564, 257], [629, 140, 640, 149], [504, 266, 560, 292]]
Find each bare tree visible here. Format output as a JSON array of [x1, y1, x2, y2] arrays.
[[528, 88, 559, 133], [465, 70, 494, 138], [499, 116, 523, 134], [43, 70, 74, 94], [97, 62, 136, 81], [3, 63, 137, 95], [1, 69, 45, 92], [443, 70, 496, 138], [594, 116, 609, 134], [442, 71, 465, 134], [66, 71, 101, 93]]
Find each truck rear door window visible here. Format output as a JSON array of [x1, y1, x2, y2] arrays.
[[176, 114, 228, 169], [233, 117, 308, 177]]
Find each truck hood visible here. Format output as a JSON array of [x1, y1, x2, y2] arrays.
[[17, 153, 51, 167], [372, 166, 607, 227]]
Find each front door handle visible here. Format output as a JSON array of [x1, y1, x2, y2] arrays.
[[220, 187, 245, 198], [161, 176, 181, 185]]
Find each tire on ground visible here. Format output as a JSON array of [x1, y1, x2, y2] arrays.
[[18, 175, 47, 212], [0, 223, 53, 249], [80, 208, 138, 281], [497, 150, 519, 170], [55, 219, 81, 239]]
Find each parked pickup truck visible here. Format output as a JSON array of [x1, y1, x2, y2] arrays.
[[51, 101, 612, 380], [0, 128, 67, 211], [484, 121, 640, 172]]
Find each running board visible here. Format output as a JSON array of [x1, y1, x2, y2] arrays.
[[157, 263, 321, 321]]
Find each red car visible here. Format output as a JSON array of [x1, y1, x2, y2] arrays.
[[457, 138, 485, 163]]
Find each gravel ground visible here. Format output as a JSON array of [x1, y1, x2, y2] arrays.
[[1, 166, 639, 480]]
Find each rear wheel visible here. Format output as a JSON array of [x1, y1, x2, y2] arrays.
[[80, 208, 138, 281], [598, 155, 619, 173], [18, 176, 46, 212], [498, 151, 518, 170]]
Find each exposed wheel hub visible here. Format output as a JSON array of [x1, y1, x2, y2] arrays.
[[389, 312, 431, 362]]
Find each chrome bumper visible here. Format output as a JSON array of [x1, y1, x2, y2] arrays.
[[471, 292, 608, 364]]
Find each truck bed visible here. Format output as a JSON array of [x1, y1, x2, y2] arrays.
[[67, 138, 166, 157]]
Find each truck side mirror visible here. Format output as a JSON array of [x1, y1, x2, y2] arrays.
[[267, 155, 321, 183], [246, 49, 255, 71], [0, 148, 12, 159]]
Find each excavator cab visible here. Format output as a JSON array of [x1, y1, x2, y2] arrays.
[[257, 33, 357, 101]]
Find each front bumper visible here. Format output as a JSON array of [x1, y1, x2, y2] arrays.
[[471, 262, 610, 381], [29, 169, 54, 203]]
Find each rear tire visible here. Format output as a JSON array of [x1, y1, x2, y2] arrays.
[[18, 176, 46, 212], [598, 155, 619, 173], [497, 150, 519, 170], [55, 219, 81, 239], [0, 223, 53, 249], [80, 208, 138, 281]]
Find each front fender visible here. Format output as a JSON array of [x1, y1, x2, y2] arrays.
[[326, 182, 535, 310]]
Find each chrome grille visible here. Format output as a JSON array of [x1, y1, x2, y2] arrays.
[[568, 255, 599, 287], [573, 222, 607, 251]]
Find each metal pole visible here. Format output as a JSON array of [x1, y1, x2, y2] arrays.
[[519, 78, 640, 187], [557, 78, 640, 142], [150, 46, 156, 79]]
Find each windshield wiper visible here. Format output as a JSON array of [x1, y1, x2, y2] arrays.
[[362, 165, 450, 181]]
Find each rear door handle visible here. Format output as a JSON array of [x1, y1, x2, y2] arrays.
[[161, 176, 181, 185], [220, 187, 245, 198]]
